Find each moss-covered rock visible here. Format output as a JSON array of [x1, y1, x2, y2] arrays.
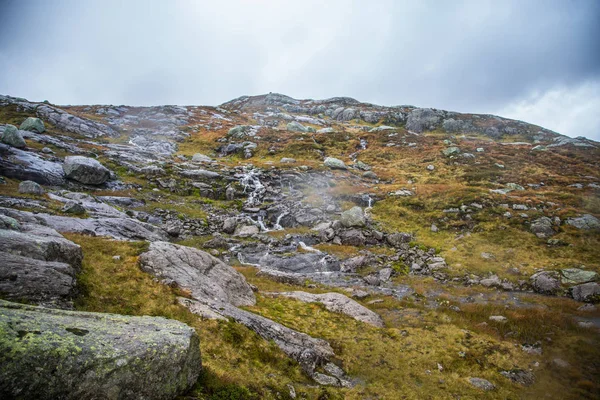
[[0, 300, 201, 399]]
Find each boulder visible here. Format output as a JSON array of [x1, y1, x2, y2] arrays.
[[280, 157, 296, 163], [18, 180, 45, 195], [386, 232, 412, 247], [469, 377, 495, 391], [0, 125, 26, 148], [560, 268, 598, 285], [287, 121, 308, 132], [571, 282, 600, 303], [266, 291, 384, 327], [339, 229, 366, 246], [0, 228, 82, 268], [566, 214, 600, 230], [0, 145, 65, 184], [63, 156, 111, 185], [139, 241, 256, 306], [222, 217, 237, 234], [324, 157, 347, 170], [442, 146, 461, 157], [340, 206, 365, 228], [0, 300, 201, 400], [234, 224, 260, 237], [179, 169, 220, 179], [19, 117, 45, 133], [530, 217, 555, 238], [530, 271, 561, 295]]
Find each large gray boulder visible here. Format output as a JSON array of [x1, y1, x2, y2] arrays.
[[19, 117, 45, 133], [571, 282, 600, 303], [530, 217, 555, 238], [566, 214, 600, 230], [0, 144, 65, 185], [139, 241, 256, 307], [530, 271, 561, 295], [340, 206, 366, 228], [18, 180, 45, 195], [63, 156, 111, 185], [324, 157, 347, 170], [266, 291, 384, 327], [0, 125, 26, 148], [0, 300, 201, 400]]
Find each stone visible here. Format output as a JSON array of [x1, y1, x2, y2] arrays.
[[324, 157, 347, 170], [560, 268, 598, 285], [192, 153, 212, 163], [62, 200, 86, 215], [139, 241, 256, 306], [179, 169, 220, 179], [530, 217, 555, 238], [386, 232, 412, 247], [18, 180, 44, 195], [1, 125, 26, 148], [489, 315, 507, 322], [222, 217, 237, 234], [426, 164, 435, 171], [363, 171, 377, 179], [531, 271, 561, 295], [442, 146, 460, 157], [469, 377, 495, 391], [0, 300, 201, 400], [406, 108, 441, 133], [19, 117, 45, 133], [63, 156, 111, 185], [571, 282, 600, 303], [566, 214, 600, 230], [280, 157, 296, 163], [287, 121, 308, 132], [340, 206, 365, 228], [339, 229, 366, 246], [266, 291, 384, 327], [234, 224, 259, 237]]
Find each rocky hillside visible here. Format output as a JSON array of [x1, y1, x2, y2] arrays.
[[0, 92, 599, 399]]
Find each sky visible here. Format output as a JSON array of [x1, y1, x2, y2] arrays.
[[0, 0, 599, 140]]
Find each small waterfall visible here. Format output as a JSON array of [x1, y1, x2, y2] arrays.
[[273, 212, 287, 231], [359, 138, 368, 150], [240, 167, 266, 207], [247, 215, 270, 232]]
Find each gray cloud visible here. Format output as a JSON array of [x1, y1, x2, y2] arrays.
[[0, 0, 599, 139]]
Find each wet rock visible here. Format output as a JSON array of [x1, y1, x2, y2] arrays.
[[469, 377, 495, 391], [0, 300, 201, 400], [530, 271, 561, 295], [340, 206, 365, 228], [19, 117, 45, 133], [266, 291, 384, 327], [571, 282, 600, 303], [18, 180, 44, 195], [139, 241, 255, 306], [324, 157, 347, 170], [63, 156, 111, 185], [0, 125, 26, 148]]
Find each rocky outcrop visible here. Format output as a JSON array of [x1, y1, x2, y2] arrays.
[[139, 241, 256, 307], [265, 291, 384, 327], [530, 217, 555, 238], [35, 104, 118, 138], [63, 156, 111, 185], [566, 214, 600, 230], [0, 300, 201, 400], [0, 207, 168, 242], [0, 144, 65, 185]]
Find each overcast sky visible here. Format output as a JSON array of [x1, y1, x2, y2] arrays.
[[0, 0, 599, 140]]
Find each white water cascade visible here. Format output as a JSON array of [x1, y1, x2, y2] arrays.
[[240, 167, 266, 207]]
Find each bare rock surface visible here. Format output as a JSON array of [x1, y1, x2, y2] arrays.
[[0, 300, 201, 400]]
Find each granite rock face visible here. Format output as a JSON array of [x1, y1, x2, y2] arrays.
[[0, 300, 201, 400]]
